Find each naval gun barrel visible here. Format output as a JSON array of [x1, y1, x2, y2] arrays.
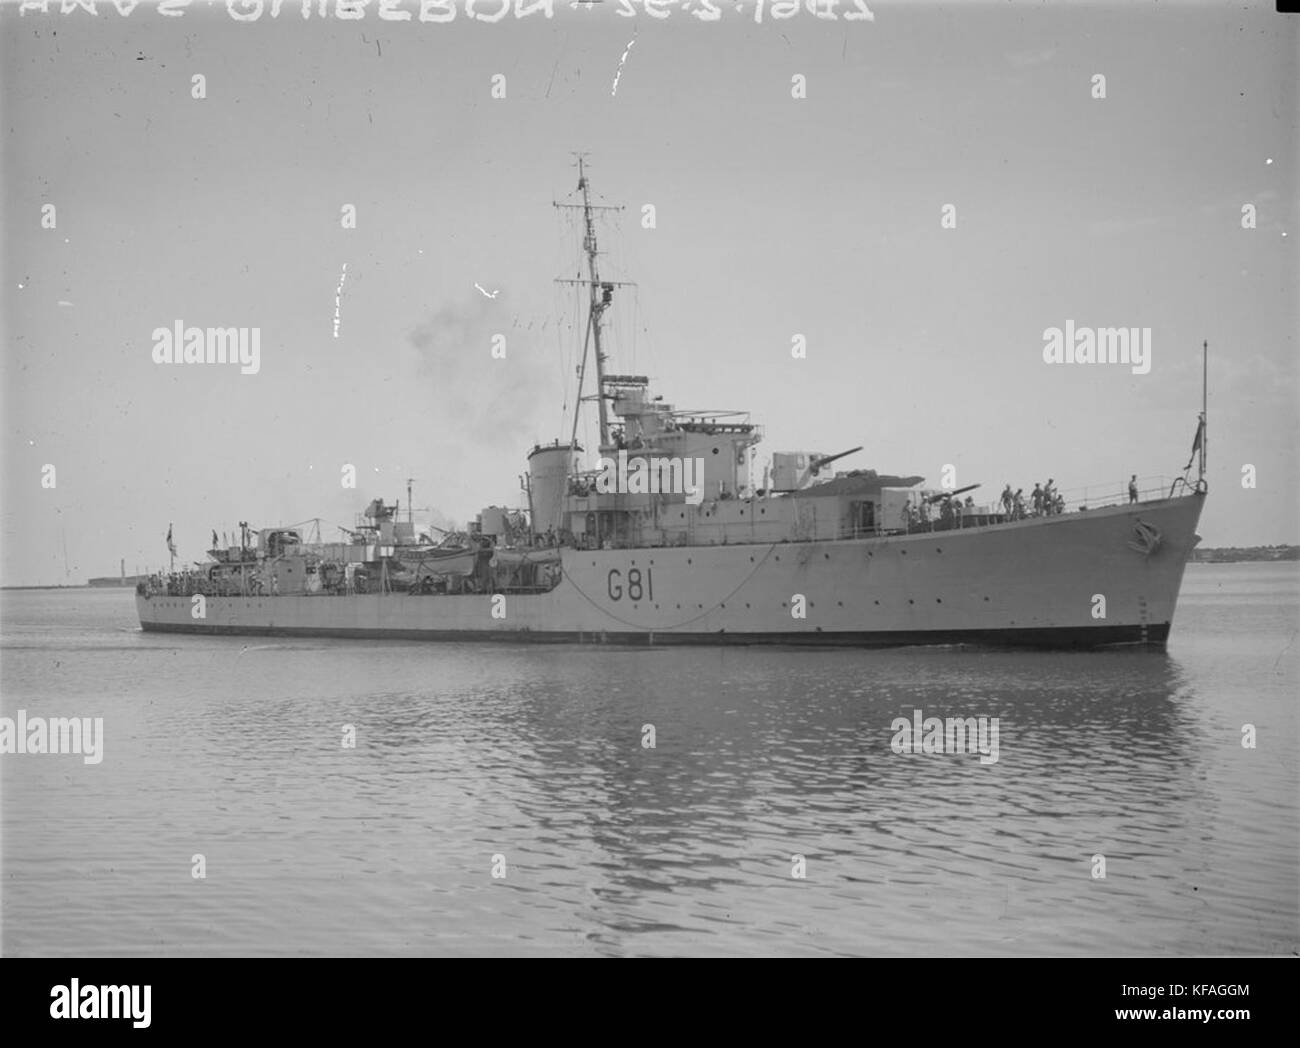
[[810, 446, 864, 476], [923, 483, 981, 504]]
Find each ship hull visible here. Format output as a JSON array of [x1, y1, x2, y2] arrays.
[[137, 494, 1203, 649]]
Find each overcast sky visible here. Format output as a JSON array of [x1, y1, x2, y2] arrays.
[[2, 0, 1296, 585]]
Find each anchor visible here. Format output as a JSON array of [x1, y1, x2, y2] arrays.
[[1127, 519, 1163, 556]]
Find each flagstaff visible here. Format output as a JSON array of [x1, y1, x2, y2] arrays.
[[1201, 339, 1208, 485]]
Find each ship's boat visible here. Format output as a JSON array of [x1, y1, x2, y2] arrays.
[[405, 548, 479, 579]]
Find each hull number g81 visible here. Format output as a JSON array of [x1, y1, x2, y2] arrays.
[[607, 568, 653, 602]]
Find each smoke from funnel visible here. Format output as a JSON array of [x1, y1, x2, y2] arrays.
[[408, 293, 553, 451]]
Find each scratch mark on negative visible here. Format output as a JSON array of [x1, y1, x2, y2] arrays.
[[612, 38, 636, 97]]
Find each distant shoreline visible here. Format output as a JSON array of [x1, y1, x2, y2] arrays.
[[1, 584, 97, 590], [1, 584, 135, 591], [1191, 546, 1299, 563]]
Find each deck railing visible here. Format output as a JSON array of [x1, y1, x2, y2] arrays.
[[885, 473, 1191, 536]]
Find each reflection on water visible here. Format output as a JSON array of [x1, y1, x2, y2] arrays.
[[2, 565, 1297, 956]]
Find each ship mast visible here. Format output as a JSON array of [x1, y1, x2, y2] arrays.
[[555, 155, 629, 451], [579, 158, 612, 447]]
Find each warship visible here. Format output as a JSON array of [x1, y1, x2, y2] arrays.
[[137, 161, 1207, 648]]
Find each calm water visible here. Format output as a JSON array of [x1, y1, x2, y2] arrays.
[[2, 564, 1297, 957]]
